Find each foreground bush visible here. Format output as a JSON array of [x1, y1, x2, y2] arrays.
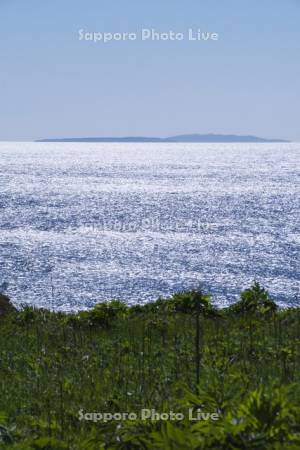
[[0, 284, 299, 449]]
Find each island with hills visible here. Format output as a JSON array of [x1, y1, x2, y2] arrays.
[[36, 133, 289, 143]]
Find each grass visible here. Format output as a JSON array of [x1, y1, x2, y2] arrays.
[[0, 283, 300, 449]]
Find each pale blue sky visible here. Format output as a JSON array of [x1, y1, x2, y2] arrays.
[[0, 0, 299, 141]]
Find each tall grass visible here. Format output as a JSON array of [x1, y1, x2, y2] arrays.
[[0, 283, 300, 449]]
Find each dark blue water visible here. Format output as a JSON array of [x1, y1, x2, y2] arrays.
[[0, 142, 299, 310]]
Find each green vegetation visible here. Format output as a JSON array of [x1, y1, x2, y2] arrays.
[[0, 294, 16, 317], [1, 283, 300, 449]]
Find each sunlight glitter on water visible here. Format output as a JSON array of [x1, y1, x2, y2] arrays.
[[0, 142, 299, 310]]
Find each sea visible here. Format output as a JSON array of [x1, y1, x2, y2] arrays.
[[0, 142, 299, 310]]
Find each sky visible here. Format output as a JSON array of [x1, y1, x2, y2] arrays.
[[0, 0, 299, 141]]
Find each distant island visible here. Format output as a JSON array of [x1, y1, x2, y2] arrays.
[[36, 134, 289, 143]]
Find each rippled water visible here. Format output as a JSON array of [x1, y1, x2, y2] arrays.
[[0, 142, 299, 310]]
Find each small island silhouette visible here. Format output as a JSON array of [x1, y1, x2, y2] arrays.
[[36, 133, 288, 143]]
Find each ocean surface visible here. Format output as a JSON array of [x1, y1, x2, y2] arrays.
[[0, 142, 299, 310]]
